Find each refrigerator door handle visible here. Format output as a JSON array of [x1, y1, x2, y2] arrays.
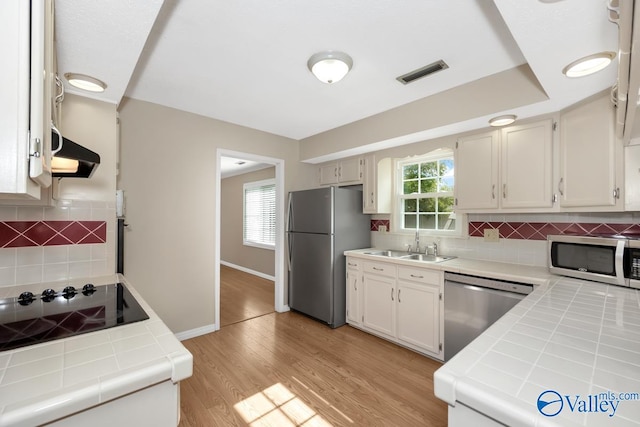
[[286, 192, 293, 271], [287, 232, 292, 272], [286, 192, 293, 232]]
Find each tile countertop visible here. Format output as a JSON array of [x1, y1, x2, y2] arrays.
[[434, 275, 640, 427], [344, 248, 553, 286], [0, 274, 193, 427], [346, 249, 640, 426]]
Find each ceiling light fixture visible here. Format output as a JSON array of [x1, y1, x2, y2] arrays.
[[64, 73, 107, 92], [489, 114, 517, 127], [562, 52, 616, 78], [307, 51, 353, 84]]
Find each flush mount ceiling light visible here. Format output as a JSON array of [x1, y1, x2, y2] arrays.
[[307, 51, 353, 84], [64, 73, 107, 92], [562, 52, 616, 78], [489, 114, 517, 127]]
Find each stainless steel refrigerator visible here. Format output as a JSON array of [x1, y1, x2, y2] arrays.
[[287, 187, 371, 328]]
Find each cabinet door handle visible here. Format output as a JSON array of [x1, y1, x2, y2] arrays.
[[398, 289, 401, 303], [613, 187, 620, 199], [503, 183, 507, 199], [492, 184, 496, 199], [348, 262, 357, 267], [373, 267, 383, 271], [410, 274, 423, 279], [391, 288, 394, 301], [558, 178, 564, 196]]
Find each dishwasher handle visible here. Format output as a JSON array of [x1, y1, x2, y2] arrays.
[[444, 272, 533, 295]]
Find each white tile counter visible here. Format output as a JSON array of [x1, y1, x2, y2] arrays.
[[0, 274, 193, 427], [435, 275, 640, 427], [344, 248, 552, 286]]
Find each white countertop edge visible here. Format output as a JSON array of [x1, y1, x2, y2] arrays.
[[0, 274, 193, 427], [344, 248, 552, 286]]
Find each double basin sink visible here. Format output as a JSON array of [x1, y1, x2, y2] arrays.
[[364, 250, 455, 263]]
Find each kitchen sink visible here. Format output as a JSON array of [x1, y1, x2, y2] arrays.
[[401, 253, 456, 263], [364, 250, 456, 263], [365, 250, 409, 257]]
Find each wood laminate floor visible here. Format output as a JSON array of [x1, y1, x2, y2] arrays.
[[220, 265, 275, 327], [179, 311, 447, 426]]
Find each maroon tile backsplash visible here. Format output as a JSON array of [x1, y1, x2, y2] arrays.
[[0, 221, 106, 248], [371, 219, 390, 231], [469, 221, 640, 240]]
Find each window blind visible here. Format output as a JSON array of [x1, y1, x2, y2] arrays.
[[243, 179, 276, 248]]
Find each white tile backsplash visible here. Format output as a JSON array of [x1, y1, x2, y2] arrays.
[[0, 200, 116, 288], [372, 212, 640, 267]]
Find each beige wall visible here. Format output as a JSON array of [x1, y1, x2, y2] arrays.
[[221, 167, 276, 276], [299, 65, 547, 162], [58, 94, 118, 201], [117, 98, 315, 334]]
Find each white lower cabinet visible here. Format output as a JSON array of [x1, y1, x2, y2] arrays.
[[347, 256, 443, 359], [396, 266, 441, 354], [362, 265, 396, 337], [346, 258, 362, 326]]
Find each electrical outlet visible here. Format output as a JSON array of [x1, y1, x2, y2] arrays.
[[484, 228, 499, 242]]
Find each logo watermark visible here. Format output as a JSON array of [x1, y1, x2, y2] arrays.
[[537, 390, 640, 418]]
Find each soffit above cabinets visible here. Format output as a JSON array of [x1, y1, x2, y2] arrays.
[[55, 0, 618, 141]]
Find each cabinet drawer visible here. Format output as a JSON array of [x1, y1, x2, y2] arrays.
[[363, 261, 396, 277], [346, 258, 361, 269], [398, 266, 440, 284]]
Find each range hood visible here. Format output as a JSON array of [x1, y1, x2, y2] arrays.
[[51, 130, 101, 178]]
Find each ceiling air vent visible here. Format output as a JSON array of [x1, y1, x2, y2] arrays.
[[396, 60, 449, 85]]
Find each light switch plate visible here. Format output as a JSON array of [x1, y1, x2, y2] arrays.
[[484, 228, 499, 242], [378, 225, 387, 232]]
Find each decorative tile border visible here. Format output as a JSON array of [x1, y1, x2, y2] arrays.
[[0, 221, 107, 248], [371, 219, 390, 232], [469, 221, 640, 240]]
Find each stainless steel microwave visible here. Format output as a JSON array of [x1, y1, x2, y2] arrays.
[[548, 234, 640, 289]]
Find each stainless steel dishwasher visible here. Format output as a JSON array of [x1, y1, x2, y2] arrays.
[[444, 272, 533, 361]]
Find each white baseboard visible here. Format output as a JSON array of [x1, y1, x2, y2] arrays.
[[220, 260, 275, 282], [175, 324, 217, 341]]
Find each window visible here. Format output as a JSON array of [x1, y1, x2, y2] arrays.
[[396, 150, 459, 233], [243, 179, 276, 249]]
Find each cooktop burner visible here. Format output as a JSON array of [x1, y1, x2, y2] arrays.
[[0, 282, 149, 352]]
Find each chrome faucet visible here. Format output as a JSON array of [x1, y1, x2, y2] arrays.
[[432, 241, 438, 257], [414, 231, 420, 253]]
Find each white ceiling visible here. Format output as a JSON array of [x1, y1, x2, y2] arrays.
[[220, 157, 272, 179], [55, 0, 619, 144]]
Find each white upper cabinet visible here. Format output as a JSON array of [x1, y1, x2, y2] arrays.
[[0, 0, 55, 200], [362, 154, 392, 214], [319, 157, 363, 186], [558, 95, 622, 209], [500, 120, 553, 209], [455, 120, 554, 212], [454, 130, 500, 210]]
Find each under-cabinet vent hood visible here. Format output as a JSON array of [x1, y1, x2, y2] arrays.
[[51, 131, 100, 178]]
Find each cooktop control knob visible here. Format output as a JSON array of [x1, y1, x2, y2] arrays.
[[18, 291, 35, 305], [62, 286, 77, 299], [82, 283, 96, 295], [41, 288, 56, 302]]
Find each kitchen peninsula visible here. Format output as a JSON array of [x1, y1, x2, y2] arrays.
[[0, 274, 192, 427]]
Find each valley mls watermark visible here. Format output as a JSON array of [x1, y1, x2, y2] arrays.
[[537, 390, 640, 418]]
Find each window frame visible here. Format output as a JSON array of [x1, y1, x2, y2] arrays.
[[243, 178, 276, 250], [392, 149, 465, 237]]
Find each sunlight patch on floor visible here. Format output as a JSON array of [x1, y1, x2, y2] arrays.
[[233, 382, 340, 426]]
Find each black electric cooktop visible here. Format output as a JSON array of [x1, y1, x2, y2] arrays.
[[0, 282, 149, 352]]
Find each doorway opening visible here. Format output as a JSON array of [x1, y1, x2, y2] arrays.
[[215, 149, 287, 330]]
